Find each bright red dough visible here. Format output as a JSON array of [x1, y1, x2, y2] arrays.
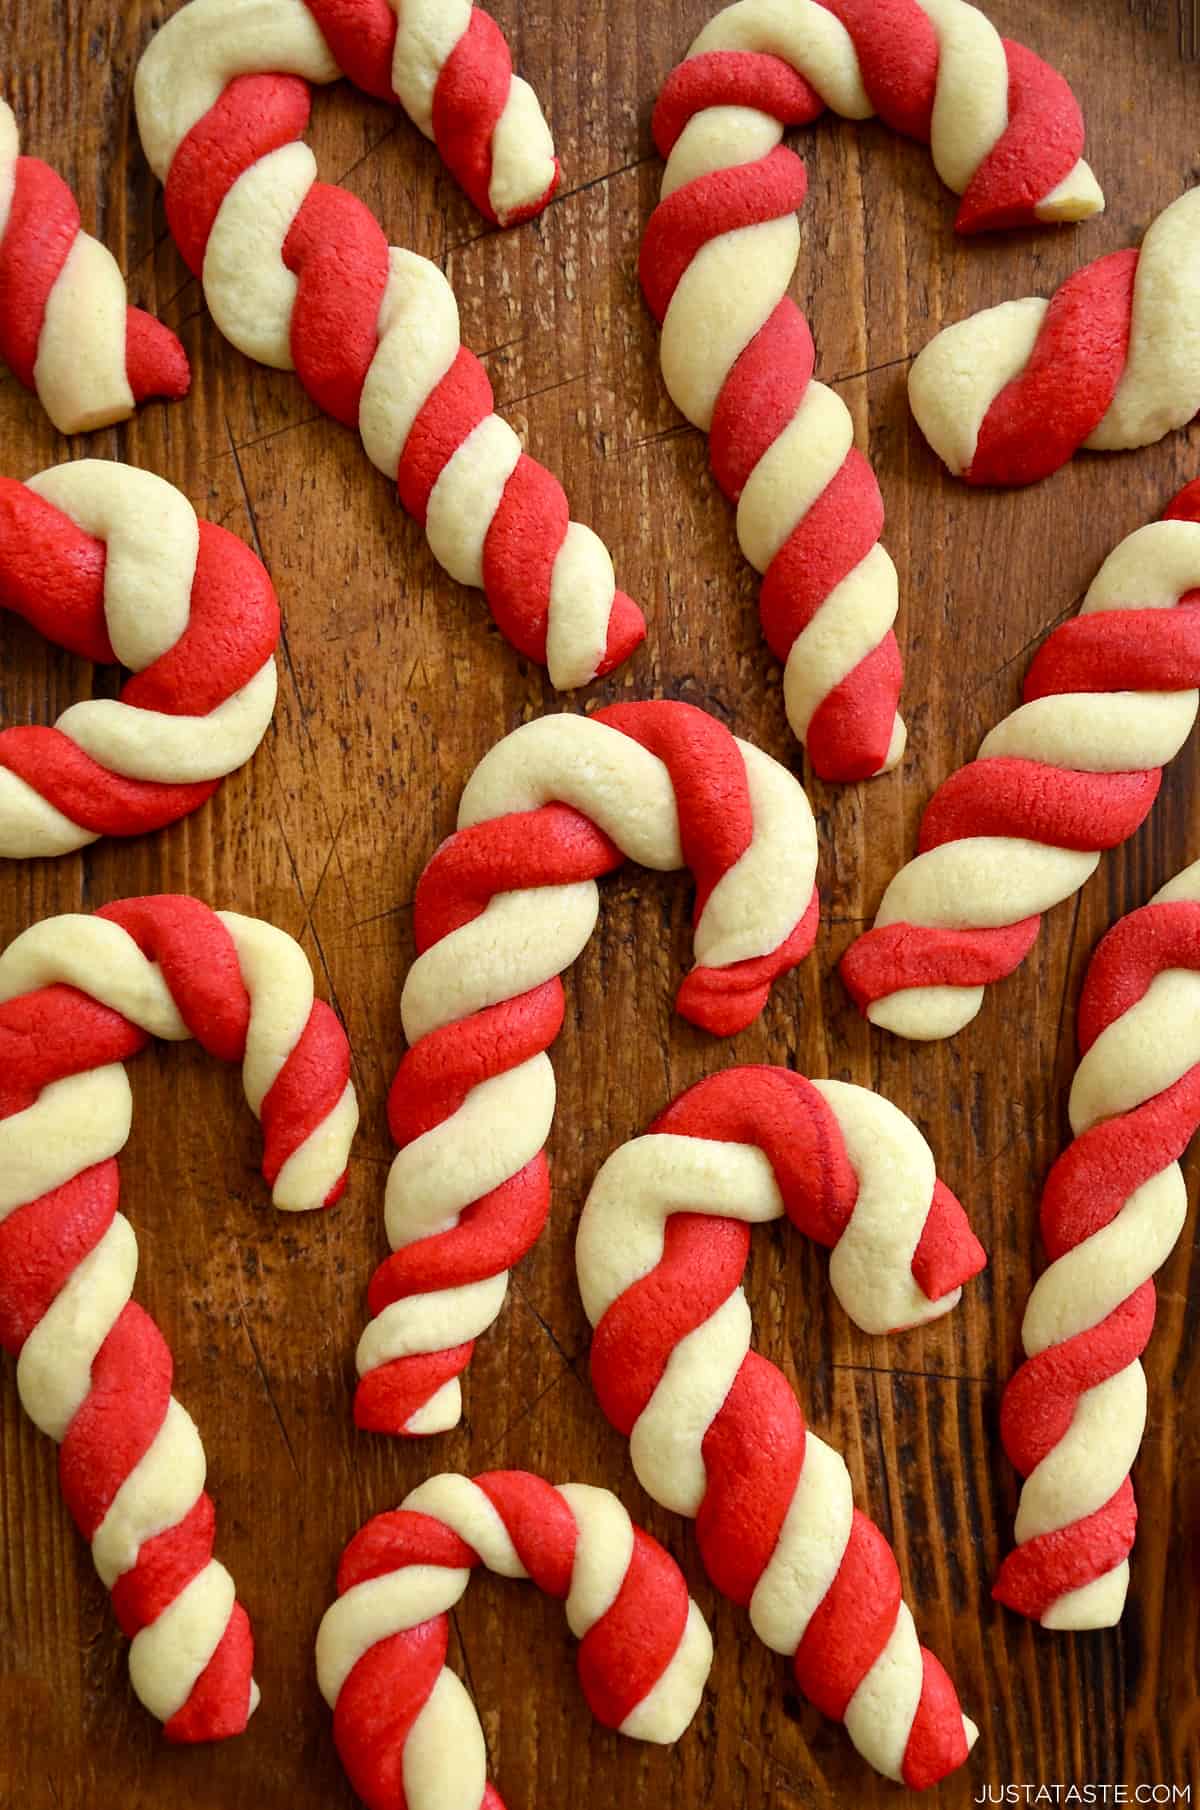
[[0, 896, 353, 1741], [588, 1069, 979, 1788], [0, 148, 189, 415], [993, 898, 1200, 1619], [839, 483, 1200, 1016], [354, 702, 819, 1434], [328, 1472, 689, 1810], [968, 249, 1141, 486], [0, 478, 280, 842]]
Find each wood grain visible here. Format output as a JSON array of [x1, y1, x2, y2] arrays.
[[2, 2, 1199, 1804]]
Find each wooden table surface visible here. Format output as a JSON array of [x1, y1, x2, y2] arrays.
[[2, 2, 1199, 1805]]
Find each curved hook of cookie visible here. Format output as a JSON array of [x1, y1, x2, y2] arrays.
[[0, 897, 358, 1739], [353, 702, 820, 1439], [301, 0, 560, 226], [995, 858, 1200, 1630], [840, 480, 1200, 1041], [0, 462, 280, 858], [0, 101, 189, 435], [575, 1065, 981, 1786], [910, 189, 1200, 486], [316, 1471, 713, 1810]]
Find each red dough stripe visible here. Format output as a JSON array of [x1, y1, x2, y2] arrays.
[[123, 525, 280, 715], [795, 1511, 901, 1719], [919, 760, 1161, 853], [577, 1526, 689, 1729], [260, 1000, 352, 1200], [902, 1651, 974, 1791], [164, 1602, 255, 1743], [473, 1471, 577, 1599], [0, 479, 111, 661], [955, 37, 1088, 234], [653, 52, 823, 157], [591, 1213, 750, 1434], [165, 76, 314, 278], [993, 1483, 1137, 1622], [434, 7, 560, 226], [284, 180, 393, 428], [968, 250, 1137, 485], [0, 156, 78, 385], [97, 896, 251, 1059], [639, 148, 809, 323], [59, 1302, 172, 1541], [0, 729, 218, 837], [0, 1162, 120, 1354]]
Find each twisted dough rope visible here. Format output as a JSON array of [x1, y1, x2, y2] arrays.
[[0, 461, 279, 858], [994, 860, 1200, 1631], [910, 188, 1200, 486], [640, 0, 1102, 781], [575, 1067, 981, 1786], [0, 896, 358, 1739], [316, 1471, 713, 1810], [133, 0, 642, 691], [0, 101, 189, 435], [840, 480, 1200, 1040], [354, 701, 820, 1438]]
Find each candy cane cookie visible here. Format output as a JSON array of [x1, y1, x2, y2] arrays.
[[354, 701, 820, 1438], [0, 461, 279, 858], [0, 101, 189, 435], [133, 2, 640, 691], [840, 480, 1200, 1040], [994, 859, 1200, 1630], [910, 189, 1200, 486], [640, 1, 1102, 781], [317, 1471, 713, 1810], [0, 896, 358, 1738], [575, 1068, 981, 1786]]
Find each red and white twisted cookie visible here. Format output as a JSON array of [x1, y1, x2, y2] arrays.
[[911, 189, 1200, 486], [994, 860, 1200, 1630], [0, 461, 279, 858], [575, 1068, 981, 1786], [0, 101, 189, 435], [639, 0, 1101, 781], [316, 1471, 713, 1810], [840, 480, 1200, 1040], [0, 896, 358, 1739], [354, 701, 820, 1437], [133, 2, 640, 691]]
